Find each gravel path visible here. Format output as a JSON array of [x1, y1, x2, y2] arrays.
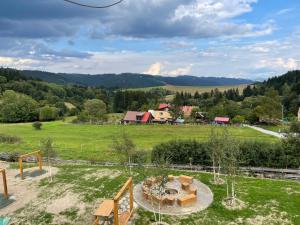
[[244, 125, 284, 139]]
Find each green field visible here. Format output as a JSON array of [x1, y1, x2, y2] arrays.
[[131, 84, 247, 94], [0, 121, 278, 161], [10, 164, 300, 225]]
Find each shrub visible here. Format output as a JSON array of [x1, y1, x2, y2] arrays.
[[152, 140, 210, 165], [132, 150, 148, 164], [39, 106, 59, 121], [32, 121, 42, 130], [151, 139, 299, 168], [289, 122, 300, 134], [0, 134, 21, 144], [232, 115, 245, 124]]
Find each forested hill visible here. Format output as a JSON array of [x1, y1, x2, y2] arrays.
[[21, 70, 253, 88], [263, 70, 300, 92]]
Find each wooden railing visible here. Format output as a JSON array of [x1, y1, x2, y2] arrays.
[[19, 150, 43, 179]]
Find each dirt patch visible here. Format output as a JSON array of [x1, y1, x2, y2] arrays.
[[210, 177, 225, 185], [222, 198, 246, 210], [232, 211, 291, 225], [46, 192, 85, 215], [83, 169, 121, 180], [0, 162, 59, 215]]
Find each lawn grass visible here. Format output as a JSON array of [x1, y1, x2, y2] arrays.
[[0, 121, 278, 161], [10, 164, 300, 225]]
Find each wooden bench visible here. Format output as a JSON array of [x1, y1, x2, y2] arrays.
[[94, 200, 114, 224], [177, 194, 197, 207], [178, 175, 193, 184], [181, 182, 190, 191], [188, 186, 197, 195], [164, 196, 175, 206]]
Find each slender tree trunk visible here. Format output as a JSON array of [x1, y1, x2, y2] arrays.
[[226, 176, 229, 198], [213, 156, 216, 182], [48, 157, 53, 182]]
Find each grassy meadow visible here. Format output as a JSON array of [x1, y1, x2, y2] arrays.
[[130, 84, 248, 101], [130, 84, 247, 94], [0, 120, 278, 162], [9, 164, 300, 225]]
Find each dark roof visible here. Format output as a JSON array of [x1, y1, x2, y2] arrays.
[[124, 111, 142, 121]]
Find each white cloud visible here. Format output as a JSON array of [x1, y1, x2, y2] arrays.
[[257, 58, 298, 70], [168, 64, 193, 76], [0, 56, 38, 68], [143, 62, 164, 75]]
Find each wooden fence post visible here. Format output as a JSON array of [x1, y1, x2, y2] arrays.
[[114, 198, 119, 225], [19, 157, 23, 179], [2, 170, 8, 199], [38, 151, 42, 174]]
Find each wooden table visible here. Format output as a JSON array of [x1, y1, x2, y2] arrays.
[[94, 200, 114, 224]]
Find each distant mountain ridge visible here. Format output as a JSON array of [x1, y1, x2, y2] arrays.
[[21, 70, 253, 88]]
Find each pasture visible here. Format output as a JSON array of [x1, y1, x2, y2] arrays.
[[0, 121, 277, 162], [130, 84, 247, 94]]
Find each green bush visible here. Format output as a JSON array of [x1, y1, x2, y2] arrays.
[[289, 122, 300, 133], [39, 106, 59, 121], [152, 140, 210, 165], [132, 150, 148, 164], [151, 138, 300, 168], [32, 121, 43, 130]]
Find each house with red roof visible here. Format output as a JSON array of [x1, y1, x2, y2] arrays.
[[123, 111, 153, 124], [158, 103, 171, 111], [214, 117, 230, 124], [180, 106, 194, 117]]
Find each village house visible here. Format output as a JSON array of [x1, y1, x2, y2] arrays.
[[214, 117, 230, 124], [158, 103, 171, 112], [298, 107, 300, 121], [180, 106, 194, 117], [123, 111, 152, 124], [150, 110, 173, 124]]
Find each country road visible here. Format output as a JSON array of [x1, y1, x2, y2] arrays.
[[244, 125, 284, 138]]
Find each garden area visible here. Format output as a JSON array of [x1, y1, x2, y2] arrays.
[[1, 163, 300, 225]]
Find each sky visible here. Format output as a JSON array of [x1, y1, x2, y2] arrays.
[[0, 0, 299, 80]]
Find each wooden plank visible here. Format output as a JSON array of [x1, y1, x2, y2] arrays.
[[20, 150, 41, 158], [94, 200, 114, 217], [114, 177, 132, 201]]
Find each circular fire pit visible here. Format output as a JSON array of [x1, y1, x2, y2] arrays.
[[134, 175, 213, 215]]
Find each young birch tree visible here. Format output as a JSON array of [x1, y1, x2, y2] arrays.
[[223, 137, 240, 206], [112, 133, 136, 175], [209, 128, 225, 184], [41, 137, 56, 182]]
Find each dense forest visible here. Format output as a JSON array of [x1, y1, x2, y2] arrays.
[[21, 69, 253, 88], [0, 68, 299, 124]]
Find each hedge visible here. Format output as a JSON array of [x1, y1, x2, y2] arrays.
[[151, 138, 300, 169]]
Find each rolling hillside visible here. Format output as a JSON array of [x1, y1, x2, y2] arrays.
[[21, 70, 253, 89]]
